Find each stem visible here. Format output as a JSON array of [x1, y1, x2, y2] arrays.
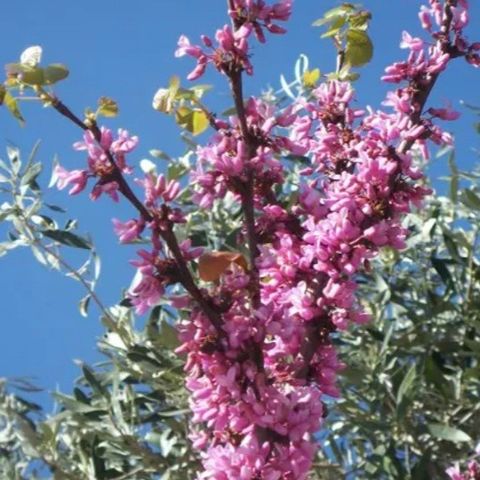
[[112, 467, 145, 480], [229, 71, 250, 142], [51, 97, 89, 132], [162, 228, 222, 329], [226, 8, 264, 382], [229, 68, 260, 306], [465, 228, 478, 306], [398, 74, 439, 154], [240, 179, 260, 305], [46, 93, 223, 331], [334, 36, 346, 74]]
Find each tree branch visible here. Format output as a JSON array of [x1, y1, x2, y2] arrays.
[[47, 95, 223, 331], [399, 0, 460, 154]]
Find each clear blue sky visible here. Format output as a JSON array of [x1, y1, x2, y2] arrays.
[[1, 1, 479, 409]]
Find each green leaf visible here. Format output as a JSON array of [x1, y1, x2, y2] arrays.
[[396, 364, 416, 408], [45, 203, 66, 213], [52, 392, 102, 414], [97, 96, 119, 118], [428, 424, 472, 443], [284, 154, 310, 165], [320, 16, 347, 38], [42, 229, 91, 249], [79, 294, 91, 317], [82, 365, 110, 399], [0, 85, 5, 105], [460, 189, 480, 211], [4, 91, 25, 125], [5, 61, 68, 86], [7, 145, 21, 174], [431, 257, 455, 291], [345, 29, 373, 67], [43, 64, 69, 84], [175, 107, 209, 136], [348, 11, 372, 30], [159, 322, 180, 349], [319, 4, 355, 22], [169, 75, 180, 97], [153, 76, 180, 113], [190, 83, 212, 99], [150, 149, 171, 161], [167, 161, 188, 181], [5, 63, 45, 85], [158, 408, 189, 418], [21, 162, 42, 187], [303, 68, 321, 88], [312, 16, 334, 27], [338, 66, 360, 81]]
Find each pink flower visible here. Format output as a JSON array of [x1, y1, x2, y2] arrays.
[[112, 218, 144, 243], [90, 181, 120, 202], [128, 249, 174, 314], [136, 173, 181, 206], [400, 31, 424, 51], [446, 465, 465, 480], [54, 165, 88, 195], [428, 105, 461, 120], [175, 35, 203, 58]]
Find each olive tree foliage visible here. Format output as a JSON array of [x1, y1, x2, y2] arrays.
[[0, 143, 205, 480]]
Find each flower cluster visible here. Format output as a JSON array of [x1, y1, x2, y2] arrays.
[[55, 127, 138, 201], [447, 461, 480, 480], [228, 0, 293, 41], [52, 1, 478, 478], [192, 98, 299, 209], [172, 1, 479, 478], [447, 445, 480, 480], [175, 0, 292, 79]]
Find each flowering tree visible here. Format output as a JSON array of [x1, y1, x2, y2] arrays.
[[1, 0, 479, 479]]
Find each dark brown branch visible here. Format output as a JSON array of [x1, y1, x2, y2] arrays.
[[228, 68, 261, 307], [229, 71, 250, 144], [51, 98, 89, 132], [240, 177, 260, 305], [49, 96, 223, 331], [162, 228, 223, 330]]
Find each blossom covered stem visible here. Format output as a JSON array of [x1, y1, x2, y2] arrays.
[[399, 0, 463, 153], [172, 0, 478, 477], [49, 94, 223, 330], [228, 47, 261, 306], [44, 0, 478, 477]]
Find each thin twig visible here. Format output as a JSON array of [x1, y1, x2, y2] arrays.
[[112, 466, 145, 480]]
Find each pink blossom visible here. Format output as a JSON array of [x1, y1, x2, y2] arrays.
[[112, 218, 144, 243], [54, 165, 88, 195], [400, 31, 424, 51], [428, 105, 461, 120], [447, 465, 465, 480]]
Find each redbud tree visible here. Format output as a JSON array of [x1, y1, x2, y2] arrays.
[[1, 1, 479, 479]]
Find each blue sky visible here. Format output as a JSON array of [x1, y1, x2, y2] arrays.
[[0, 1, 479, 409]]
